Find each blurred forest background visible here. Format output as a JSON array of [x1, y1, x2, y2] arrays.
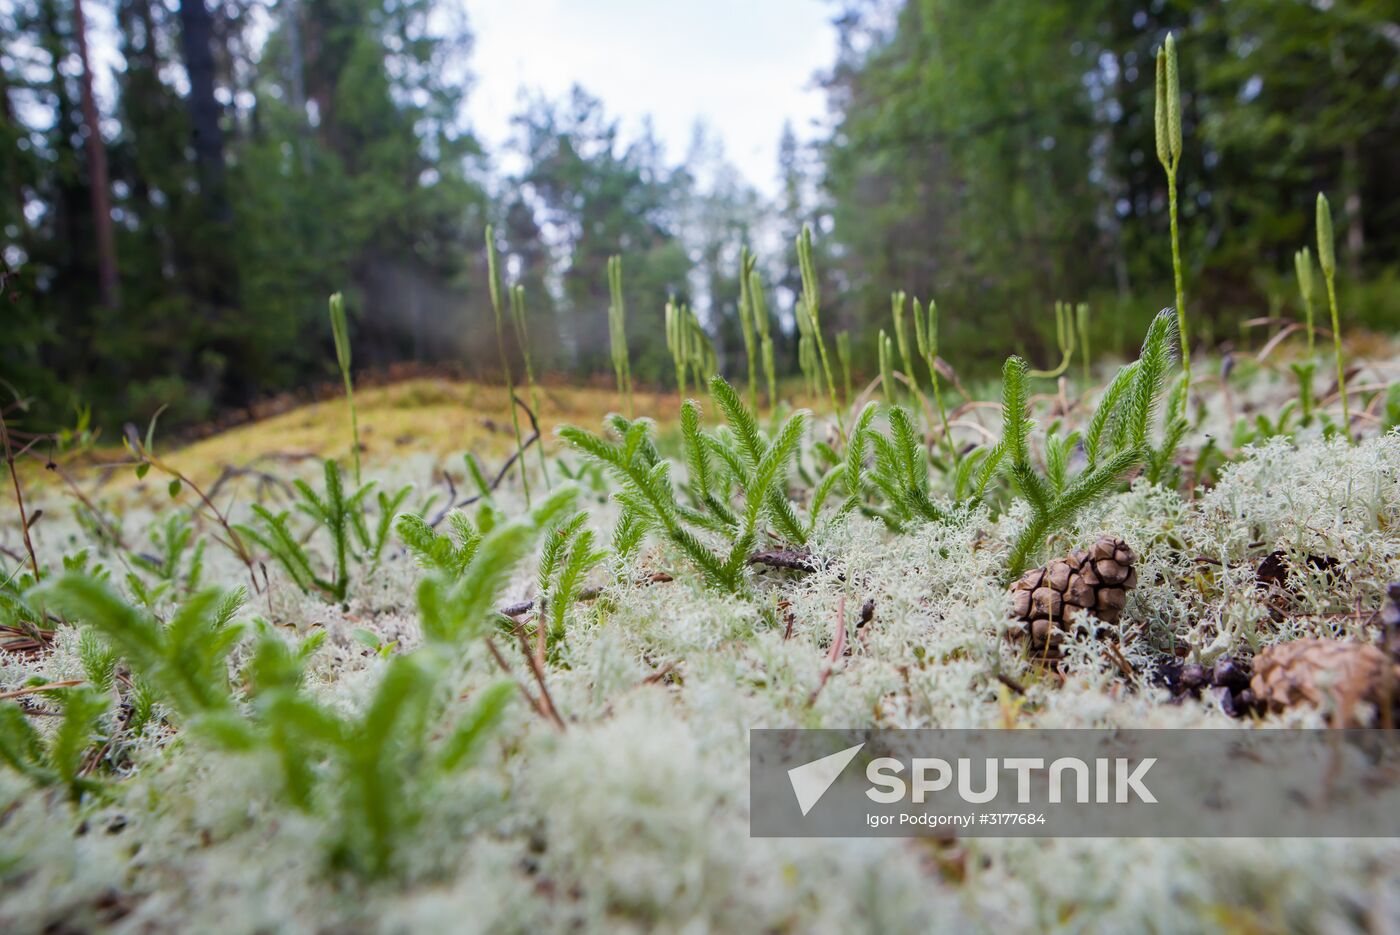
[[3, 0, 1399, 433]]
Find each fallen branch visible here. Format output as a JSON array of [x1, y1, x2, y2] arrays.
[[482, 636, 557, 726], [995, 672, 1027, 696], [0, 679, 84, 701], [748, 548, 818, 573], [430, 393, 540, 526], [0, 410, 41, 581], [497, 572, 673, 619]]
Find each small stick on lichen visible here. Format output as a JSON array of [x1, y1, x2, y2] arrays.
[[807, 595, 847, 707], [0, 679, 84, 701]]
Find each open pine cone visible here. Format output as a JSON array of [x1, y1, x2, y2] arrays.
[[1009, 536, 1138, 646], [1251, 638, 1399, 727]]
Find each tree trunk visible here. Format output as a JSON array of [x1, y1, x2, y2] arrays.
[[177, 0, 229, 220], [72, 0, 120, 309]]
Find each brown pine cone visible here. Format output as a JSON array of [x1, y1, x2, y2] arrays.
[[1251, 638, 1399, 727], [1009, 536, 1138, 645]]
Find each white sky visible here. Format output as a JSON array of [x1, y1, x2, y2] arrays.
[[465, 0, 839, 195]]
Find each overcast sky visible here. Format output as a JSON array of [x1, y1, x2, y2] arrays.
[[465, 0, 839, 195]]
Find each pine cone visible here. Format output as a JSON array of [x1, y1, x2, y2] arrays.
[[1009, 536, 1138, 645], [1251, 638, 1400, 727]]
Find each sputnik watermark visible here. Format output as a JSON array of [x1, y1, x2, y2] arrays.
[[751, 729, 1400, 837], [865, 755, 1156, 804]]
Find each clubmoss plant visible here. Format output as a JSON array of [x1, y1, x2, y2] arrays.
[[485, 226, 531, 503], [536, 511, 606, 655], [665, 299, 716, 396], [234, 459, 410, 603], [327, 292, 361, 484], [1028, 301, 1077, 379], [796, 225, 842, 430], [1292, 247, 1318, 424], [561, 377, 806, 594], [0, 684, 109, 803], [1316, 193, 1351, 442], [1295, 247, 1317, 356], [607, 255, 633, 416], [836, 330, 853, 408], [748, 267, 778, 408], [911, 296, 956, 465], [878, 328, 897, 406], [1155, 32, 1189, 392], [889, 292, 916, 405], [37, 489, 576, 879], [863, 404, 955, 529], [1001, 309, 1176, 577], [40, 578, 247, 720], [129, 510, 205, 598], [737, 247, 761, 410], [1076, 302, 1091, 385]]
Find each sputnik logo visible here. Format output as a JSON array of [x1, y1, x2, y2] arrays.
[[787, 742, 865, 816]]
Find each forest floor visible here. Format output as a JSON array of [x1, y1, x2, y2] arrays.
[[3, 343, 1400, 933]]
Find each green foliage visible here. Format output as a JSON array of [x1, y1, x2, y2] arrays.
[[511, 284, 551, 487], [1381, 385, 1400, 435], [1295, 247, 1317, 356], [129, 510, 206, 597], [736, 247, 761, 410], [1, 568, 55, 640], [836, 331, 853, 408], [1027, 301, 1078, 380], [486, 225, 532, 503], [413, 485, 578, 647], [41, 575, 246, 718], [1001, 310, 1177, 577], [562, 377, 807, 594], [209, 632, 515, 878], [328, 292, 361, 484], [235, 459, 411, 603], [878, 329, 897, 406], [607, 255, 633, 414], [664, 299, 716, 397], [796, 225, 841, 425], [748, 267, 778, 407], [856, 404, 960, 531], [889, 293, 956, 464], [0, 685, 110, 803], [32, 485, 563, 878], [536, 512, 606, 653], [1155, 32, 1189, 390], [1316, 193, 1351, 442]]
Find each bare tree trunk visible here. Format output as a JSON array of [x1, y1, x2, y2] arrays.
[[72, 0, 120, 309], [177, 0, 229, 220]]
